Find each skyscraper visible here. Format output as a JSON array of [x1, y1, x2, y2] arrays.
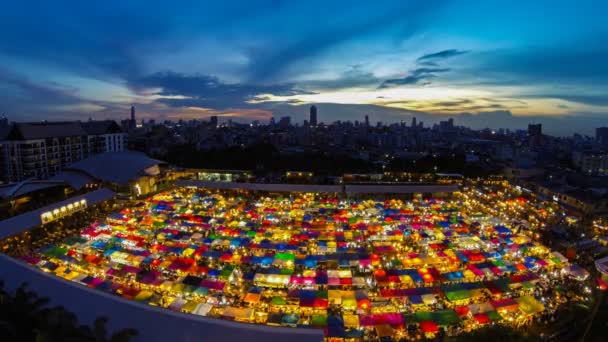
[[365, 115, 370, 127], [309, 105, 318, 126], [597, 127, 608, 147], [528, 123, 542, 136], [130, 106, 136, 130], [528, 123, 543, 148], [209, 116, 218, 128]]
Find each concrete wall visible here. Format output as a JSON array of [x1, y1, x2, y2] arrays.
[[0, 254, 322, 342]]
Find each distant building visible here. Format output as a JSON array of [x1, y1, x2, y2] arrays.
[[130, 106, 136, 130], [1, 121, 126, 183], [209, 116, 218, 128], [528, 123, 543, 148], [309, 105, 318, 126], [278, 116, 291, 128], [528, 123, 542, 136], [0, 117, 9, 184], [596, 127, 608, 147], [81, 120, 126, 155], [573, 150, 608, 175], [365, 115, 370, 127]]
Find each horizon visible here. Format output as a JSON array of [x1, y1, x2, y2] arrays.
[[1, 1, 607, 135]]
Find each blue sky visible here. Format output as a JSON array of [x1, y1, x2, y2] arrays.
[[1, 0, 607, 134]]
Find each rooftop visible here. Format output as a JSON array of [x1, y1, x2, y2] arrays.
[[5, 120, 123, 140], [66, 151, 165, 185], [7, 122, 87, 140], [81, 120, 123, 135]]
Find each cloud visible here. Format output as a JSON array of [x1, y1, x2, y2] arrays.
[[417, 49, 468, 62], [130, 72, 314, 109], [431, 99, 474, 107], [246, 1, 449, 82], [379, 68, 450, 88], [0, 68, 112, 120], [300, 65, 380, 90], [521, 94, 608, 107], [378, 48, 466, 89]]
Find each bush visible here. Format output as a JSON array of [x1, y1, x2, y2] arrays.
[[0, 281, 137, 342]]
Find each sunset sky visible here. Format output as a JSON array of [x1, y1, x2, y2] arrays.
[[1, 1, 607, 134]]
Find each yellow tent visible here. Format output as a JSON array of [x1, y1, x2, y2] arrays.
[[343, 314, 360, 328]]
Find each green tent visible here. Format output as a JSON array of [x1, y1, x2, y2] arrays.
[[42, 246, 67, 258], [445, 289, 471, 301], [270, 296, 287, 305], [492, 260, 505, 267], [486, 310, 503, 322], [412, 311, 434, 323], [315, 290, 328, 299], [194, 287, 209, 295], [433, 310, 461, 326], [312, 314, 328, 327], [275, 253, 295, 261]]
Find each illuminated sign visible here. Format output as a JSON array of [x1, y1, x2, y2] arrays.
[[40, 199, 88, 224]]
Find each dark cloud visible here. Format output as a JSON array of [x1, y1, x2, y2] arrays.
[[379, 68, 450, 88], [0, 69, 76, 105], [479, 97, 528, 105], [431, 99, 474, 107], [417, 61, 440, 67], [301, 65, 380, 90], [0, 2, 296, 83], [130, 72, 314, 109], [0, 68, 102, 120], [417, 49, 468, 62], [246, 1, 449, 82], [378, 48, 466, 89]]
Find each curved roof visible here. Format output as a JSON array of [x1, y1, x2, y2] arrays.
[[67, 151, 165, 185], [0, 179, 66, 199], [50, 170, 96, 190], [0, 188, 116, 238]]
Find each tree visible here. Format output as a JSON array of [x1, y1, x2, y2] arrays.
[[0, 281, 137, 342], [451, 324, 537, 342]]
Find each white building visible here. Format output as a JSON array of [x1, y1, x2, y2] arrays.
[[1, 121, 126, 183]]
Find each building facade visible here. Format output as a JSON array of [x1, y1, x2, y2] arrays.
[[573, 150, 608, 175], [1, 121, 126, 183]]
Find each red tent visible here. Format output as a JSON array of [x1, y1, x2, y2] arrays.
[[473, 313, 491, 324], [420, 320, 439, 333]]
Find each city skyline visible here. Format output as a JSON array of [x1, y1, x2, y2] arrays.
[[1, 1, 608, 135]]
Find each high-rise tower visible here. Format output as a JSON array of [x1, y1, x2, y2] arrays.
[[130, 106, 136, 129], [309, 105, 318, 126]]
